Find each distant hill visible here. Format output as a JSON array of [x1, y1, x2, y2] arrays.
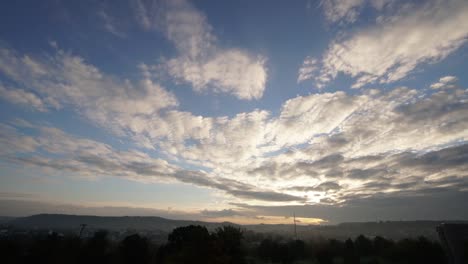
[[246, 220, 468, 240], [4, 214, 468, 240], [6, 214, 237, 232], [0, 216, 15, 224], [303, 221, 467, 240]]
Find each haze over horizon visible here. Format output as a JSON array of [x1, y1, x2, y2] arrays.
[[1, 0, 468, 225]]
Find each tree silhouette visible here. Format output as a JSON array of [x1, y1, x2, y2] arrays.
[[161, 225, 217, 263], [354, 234, 373, 257], [213, 226, 246, 264], [343, 238, 359, 264], [81, 230, 113, 264], [119, 234, 149, 264]]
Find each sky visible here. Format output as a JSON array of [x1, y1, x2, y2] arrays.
[[0, 0, 468, 225]]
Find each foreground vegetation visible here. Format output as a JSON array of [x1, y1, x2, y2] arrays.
[[0, 225, 447, 264]]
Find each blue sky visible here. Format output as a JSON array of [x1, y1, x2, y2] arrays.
[[0, 0, 468, 224]]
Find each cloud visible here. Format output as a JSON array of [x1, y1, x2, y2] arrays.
[[0, 124, 39, 155], [154, 86, 467, 206], [0, 84, 48, 112], [270, 91, 365, 147], [98, 10, 126, 38], [430, 75, 458, 89], [135, 0, 267, 100], [346, 168, 386, 180], [0, 192, 38, 199], [234, 86, 468, 204], [200, 209, 243, 218], [0, 123, 179, 182], [321, 0, 365, 23], [0, 46, 178, 137], [313, 0, 468, 88], [166, 50, 267, 100], [320, 0, 395, 24], [234, 188, 468, 224], [1, 42, 468, 209], [228, 190, 306, 203], [0, 45, 267, 186], [1, 122, 305, 203], [159, 110, 271, 167], [289, 181, 342, 192], [399, 143, 468, 173], [297, 56, 318, 83]]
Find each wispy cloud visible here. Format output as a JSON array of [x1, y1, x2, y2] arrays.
[[321, 0, 365, 24], [320, 0, 395, 24], [297, 56, 318, 83], [1, 122, 306, 203], [0, 84, 49, 112], [0, 46, 178, 138], [98, 9, 126, 38]]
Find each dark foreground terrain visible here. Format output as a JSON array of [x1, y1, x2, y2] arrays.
[[0, 217, 455, 264]]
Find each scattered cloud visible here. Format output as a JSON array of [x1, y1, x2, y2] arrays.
[[311, 0, 468, 88], [320, 0, 395, 24], [0, 46, 178, 137], [98, 10, 126, 38], [321, 0, 365, 24], [0, 123, 39, 154], [134, 0, 268, 100], [200, 209, 243, 218], [297, 56, 318, 83], [430, 75, 458, 89], [0, 84, 49, 112], [166, 50, 267, 100]]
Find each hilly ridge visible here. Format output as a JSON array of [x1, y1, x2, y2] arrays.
[[4, 214, 468, 240], [6, 214, 237, 232]]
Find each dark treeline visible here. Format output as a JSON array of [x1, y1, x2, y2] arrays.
[[0, 225, 448, 264]]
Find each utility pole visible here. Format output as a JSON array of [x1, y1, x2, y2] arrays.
[[79, 224, 87, 238], [293, 213, 297, 240]]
